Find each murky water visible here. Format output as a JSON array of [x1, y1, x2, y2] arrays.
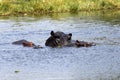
[[0, 10, 120, 80]]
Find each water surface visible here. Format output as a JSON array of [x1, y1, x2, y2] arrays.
[[0, 10, 120, 80]]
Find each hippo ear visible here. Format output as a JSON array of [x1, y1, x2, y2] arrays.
[[69, 33, 72, 37], [50, 31, 54, 36], [76, 40, 80, 43], [68, 33, 72, 40]]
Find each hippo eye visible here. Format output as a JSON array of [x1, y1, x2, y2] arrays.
[[67, 35, 71, 40], [54, 35, 60, 38], [67, 33, 72, 40]]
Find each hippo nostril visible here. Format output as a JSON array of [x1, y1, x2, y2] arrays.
[[33, 45, 43, 49], [58, 40, 61, 43]]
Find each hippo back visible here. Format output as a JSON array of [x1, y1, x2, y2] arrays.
[[12, 39, 29, 45]]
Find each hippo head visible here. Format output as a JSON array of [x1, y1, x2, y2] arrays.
[[75, 40, 96, 47], [45, 31, 72, 47]]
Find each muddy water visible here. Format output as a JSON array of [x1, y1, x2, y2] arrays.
[[0, 10, 120, 80]]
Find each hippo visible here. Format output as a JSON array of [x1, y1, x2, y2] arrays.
[[65, 40, 96, 47], [12, 31, 95, 48], [12, 39, 43, 49], [75, 40, 96, 47], [45, 31, 96, 48], [45, 31, 72, 47]]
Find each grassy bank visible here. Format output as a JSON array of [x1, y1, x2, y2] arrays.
[[0, 0, 120, 16]]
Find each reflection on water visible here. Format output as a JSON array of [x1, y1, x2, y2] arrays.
[[0, 10, 120, 80]]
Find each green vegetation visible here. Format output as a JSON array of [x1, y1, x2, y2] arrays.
[[0, 0, 120, 16]]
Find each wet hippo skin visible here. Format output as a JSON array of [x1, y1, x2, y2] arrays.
[[45, 31, 72, 47], [12, 39, 43, 49]]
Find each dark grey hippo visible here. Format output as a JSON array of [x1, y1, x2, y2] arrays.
[[45, 31, 72, 47], [66, 40, 96, 47], [45, 31, 96, 48]]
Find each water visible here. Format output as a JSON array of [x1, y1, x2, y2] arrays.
[[0, 10, 120, 80]]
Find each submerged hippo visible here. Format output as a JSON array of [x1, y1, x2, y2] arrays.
[[45, 31, 96, 48], [12, 31, 95, 49], [45, 31, 72, 47], [66, 40, 96, 47], [75, 40, 96, 47], [12, 39, 43, 49]]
